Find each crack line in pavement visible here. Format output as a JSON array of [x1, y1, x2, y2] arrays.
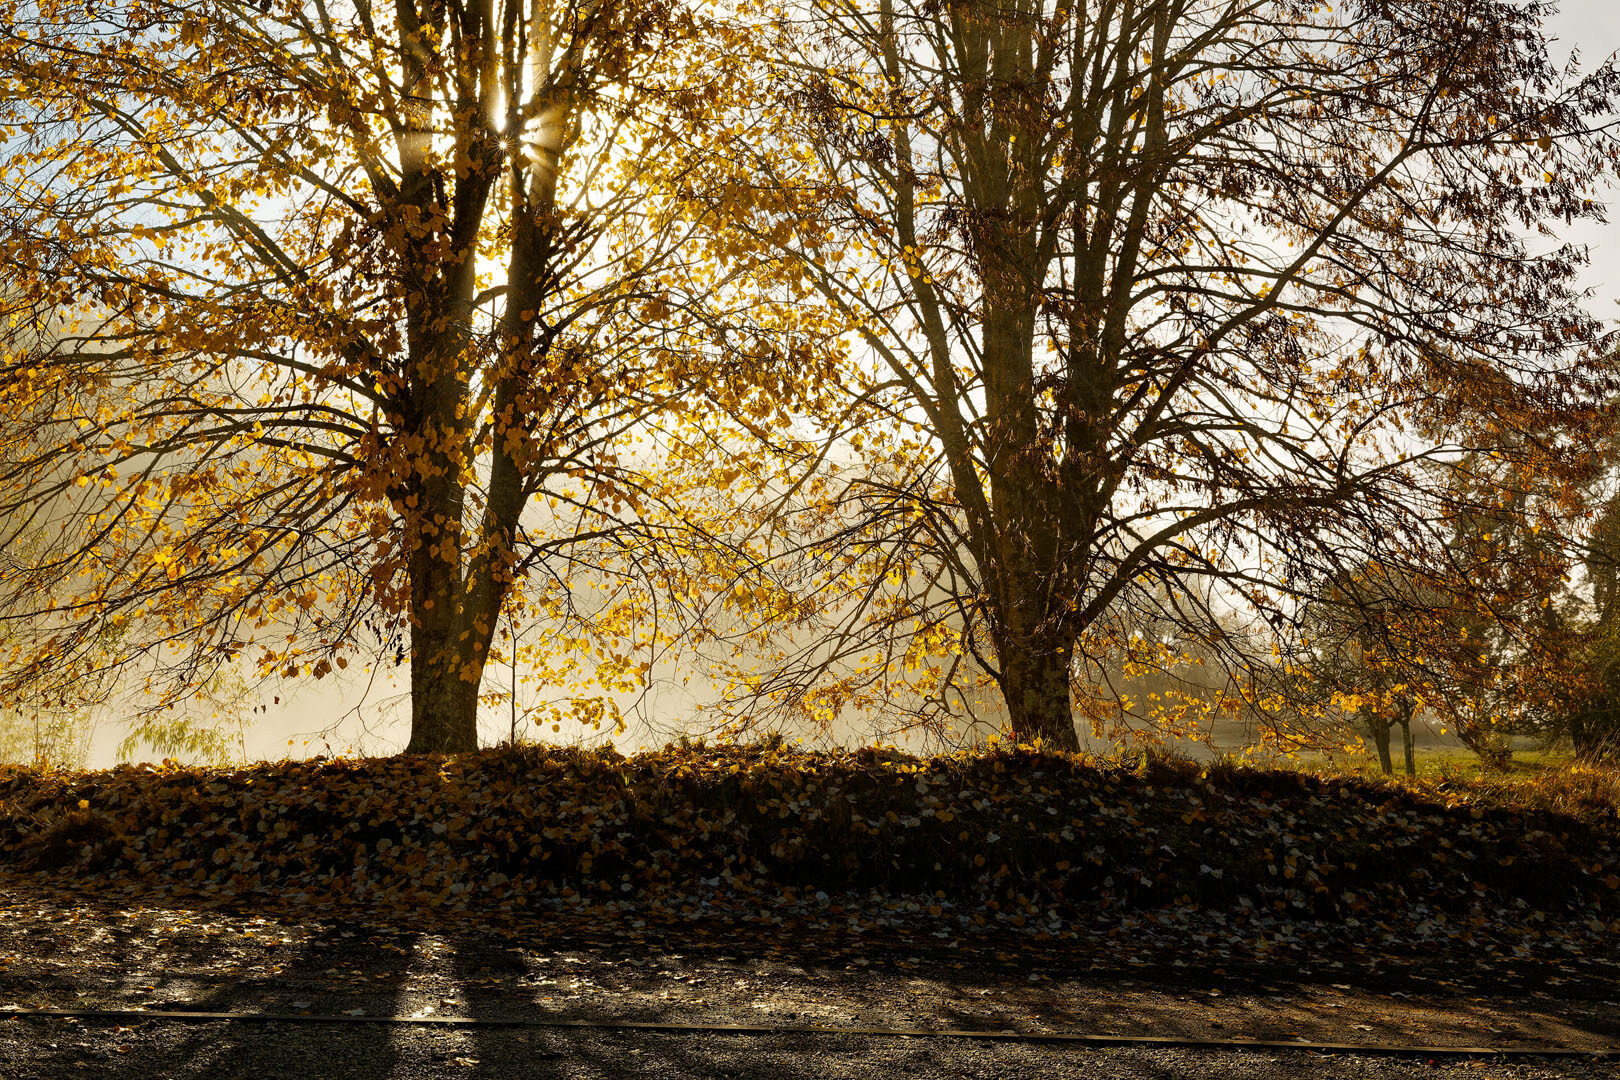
[[0, 1007, 1614, 1058]]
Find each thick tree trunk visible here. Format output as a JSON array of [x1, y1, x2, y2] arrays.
[[391, 59, 496, 754], [407, 643, 482, 753], [402, 467, 483, 754], [404, 558, 484, 753], [402, 523, 506, 753], [997, 631, 1079, 750]]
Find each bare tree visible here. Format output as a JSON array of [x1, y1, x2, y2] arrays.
[[700, 0, 1620, 748]]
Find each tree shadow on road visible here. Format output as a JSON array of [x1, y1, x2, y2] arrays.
[[131, 916, 424, 1080]]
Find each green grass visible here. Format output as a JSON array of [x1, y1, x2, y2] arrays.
[[1290, 745, 1572, 781], [1254, 745, 1619, 827]]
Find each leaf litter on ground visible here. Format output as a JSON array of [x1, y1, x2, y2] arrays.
[[0, 742, 1614, 995]]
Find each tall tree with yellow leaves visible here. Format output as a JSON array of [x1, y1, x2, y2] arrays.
[[0, 0, 800, 751]]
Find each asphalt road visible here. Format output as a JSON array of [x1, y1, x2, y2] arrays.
[[4, 880, 1617, 1079], [1, 1018, 1616, 1080]]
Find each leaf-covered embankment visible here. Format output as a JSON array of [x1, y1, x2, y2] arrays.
[[0, 745, 1615, 937]]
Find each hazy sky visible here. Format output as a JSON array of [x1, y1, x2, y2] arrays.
[[1545, 1, 1620, 302], [64, 1, 1620, 768]]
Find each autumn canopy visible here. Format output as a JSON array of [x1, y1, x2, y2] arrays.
[[0, 0, 1617, 758]]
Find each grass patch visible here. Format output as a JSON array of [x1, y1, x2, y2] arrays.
[[1276, 747, 1620, 825]]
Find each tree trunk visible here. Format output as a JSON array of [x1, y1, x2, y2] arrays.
[[407, 646, 482, 754], [402, 470, 483, 754], [403, 545, 504, 754], [1455, 708, 1512, 772], [1400, 715, 1416, 777], [998, 634, 1079, 750], [404, 570, 484, 753], [1369, 716, 1393, 774]]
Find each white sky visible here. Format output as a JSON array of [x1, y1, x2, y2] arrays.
[[1546, 1, 1620, 306]]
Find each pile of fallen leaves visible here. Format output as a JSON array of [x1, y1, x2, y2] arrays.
[[0, 743, 1615, 937]]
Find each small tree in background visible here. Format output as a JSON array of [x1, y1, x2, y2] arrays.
[[1295, 563, 1441, 775], [1555, 488, 1620, 761]]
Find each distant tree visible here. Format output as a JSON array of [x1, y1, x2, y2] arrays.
[[1297, 564, 1430, 776], [1285, 455, 1578, 776], [0, 490, 95, 768], [1556, 486, 1620, 760], [0, 708, 92, 770], [1419, 449, 1586, 768], [697, 0, 1620, 748]]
